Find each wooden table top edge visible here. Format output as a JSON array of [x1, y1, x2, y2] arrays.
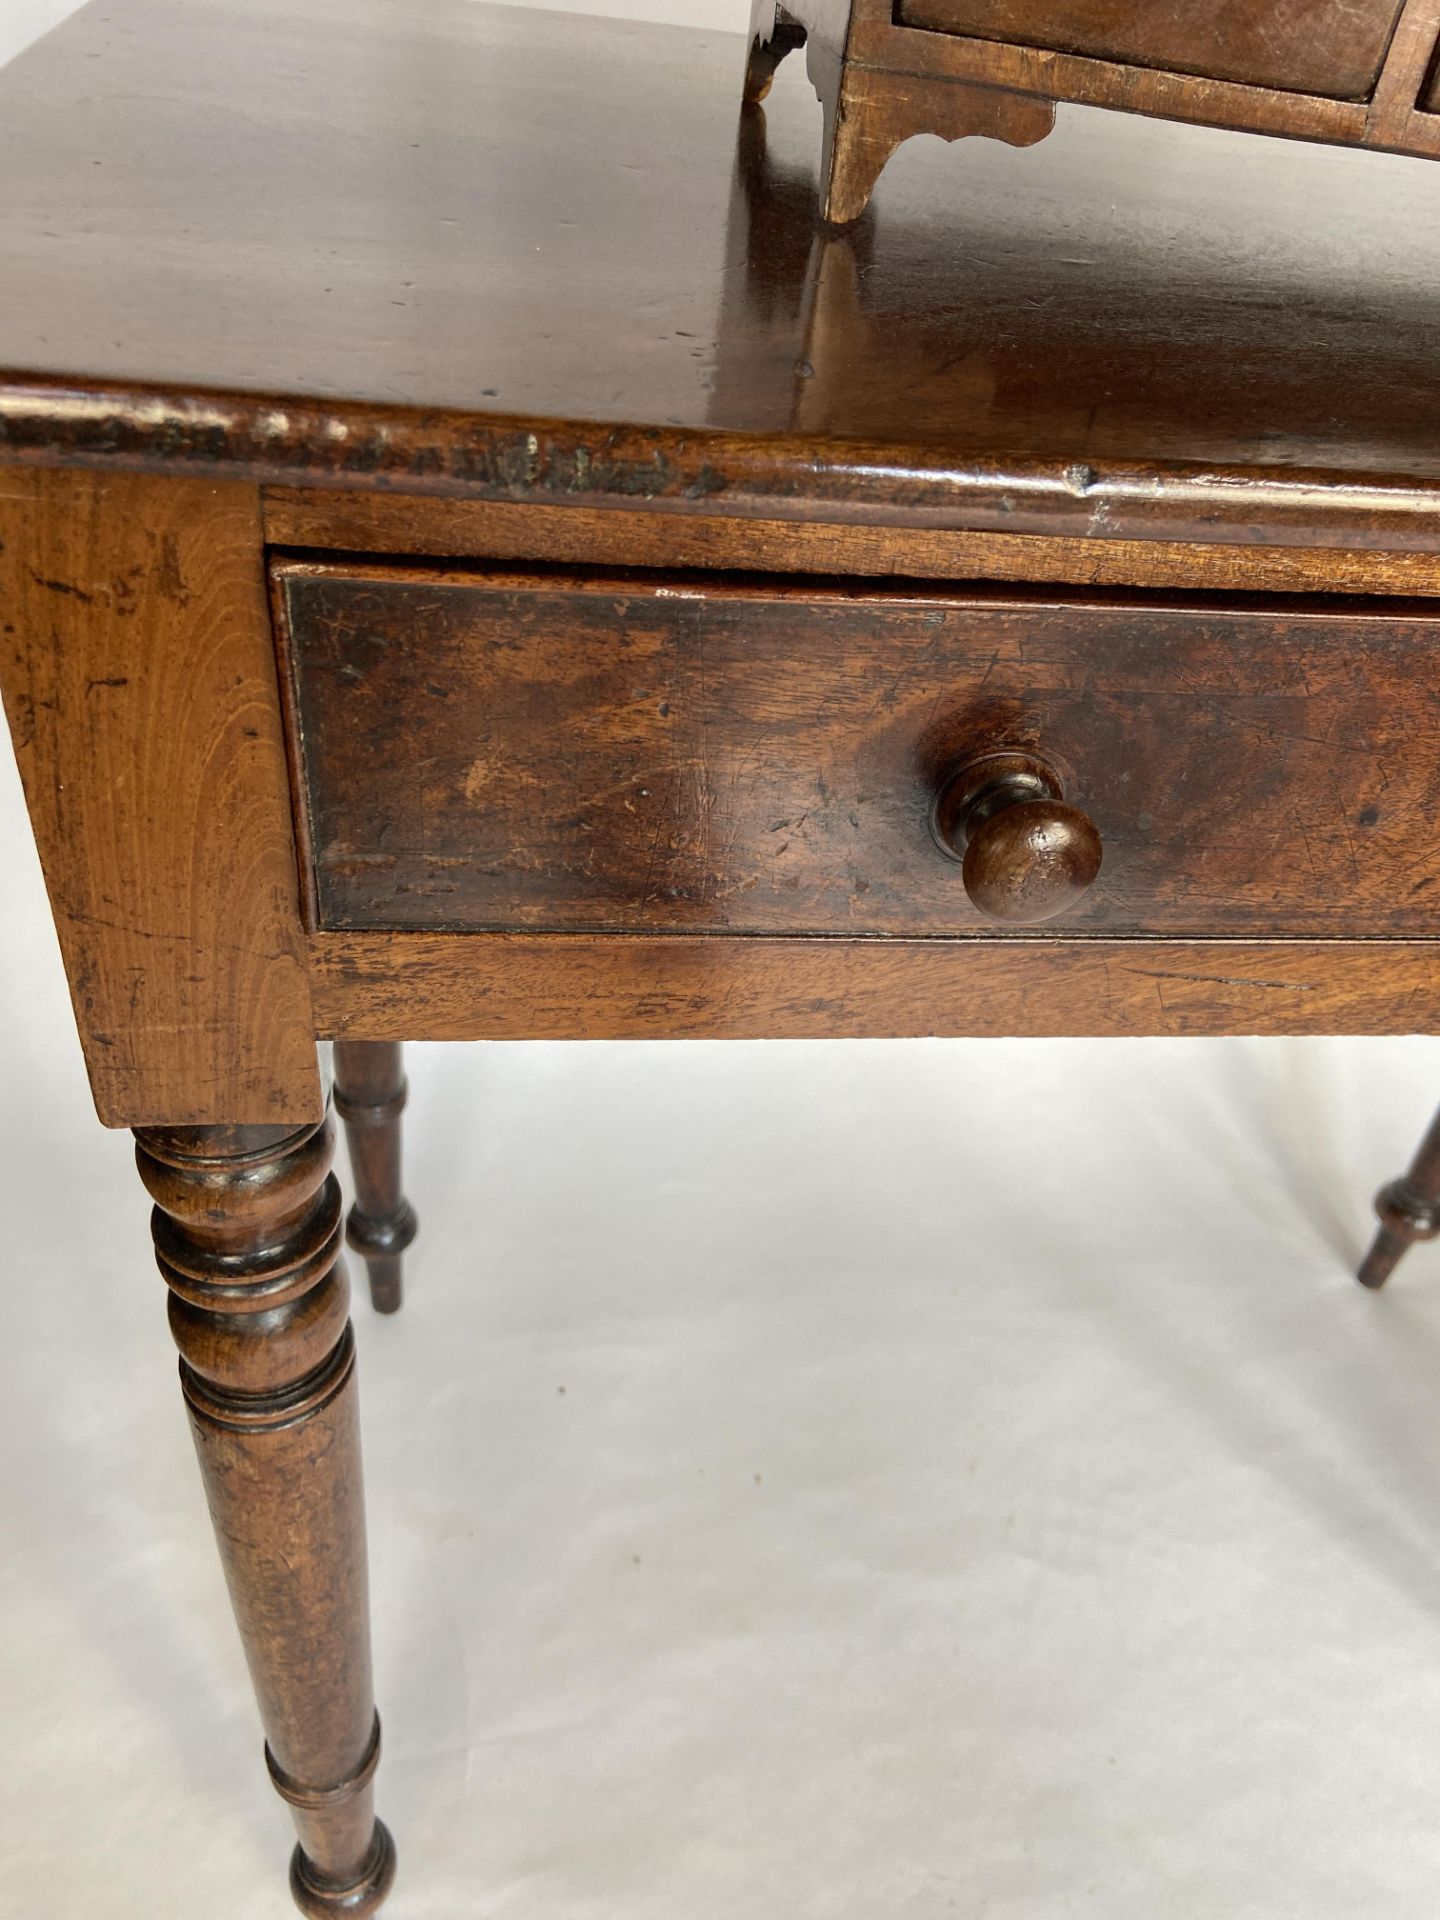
[[6, 375, 1440, 553]]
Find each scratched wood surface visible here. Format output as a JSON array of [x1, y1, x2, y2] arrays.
[[0, 470, 320, 1125], [896, 0, 1406, 98], [308, 932, 1440, 1042], [262, 491, 1440, 600], [3, 1, 1440, 548], [275, 560, 1440, 940]]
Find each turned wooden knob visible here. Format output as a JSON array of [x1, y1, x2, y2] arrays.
[[932, 751, 1102, 925]]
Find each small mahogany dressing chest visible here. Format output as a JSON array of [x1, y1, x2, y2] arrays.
[[4, 0, 1440, 1911], [746, 0, 1440, 220]]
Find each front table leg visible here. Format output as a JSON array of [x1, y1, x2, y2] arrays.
[[134, 1111, 396, 1917]]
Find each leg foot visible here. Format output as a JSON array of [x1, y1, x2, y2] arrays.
[[334, 1042, 416, 1315], [290, 1819, 397, 1919], [744, 2, 806, 105], [818, 68, 1056, 225], [1359, 1103, 1440, 1287], [135, 1109, 394, 1916]]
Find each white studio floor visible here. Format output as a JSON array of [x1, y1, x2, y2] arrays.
[[5, 754, 1440, 1918]]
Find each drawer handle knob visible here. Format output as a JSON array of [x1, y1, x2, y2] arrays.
[[932, 752, 1103, 925]]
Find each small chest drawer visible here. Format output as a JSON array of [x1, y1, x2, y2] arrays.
[[895, 0, 1406, 100], [273, 560, 1440, 939]]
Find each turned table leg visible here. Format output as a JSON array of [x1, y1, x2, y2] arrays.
[[334, 1042, 416, 1315], [135, 1111, 396, 1917], [1359, 1101, 1440, 1288]]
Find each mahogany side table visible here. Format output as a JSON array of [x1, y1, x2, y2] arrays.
[[5, 0, 1440, 1911]]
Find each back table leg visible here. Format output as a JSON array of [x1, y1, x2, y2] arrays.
[[135, 1110, 395, 1916], [1359, 1100, 1440, 1288], [334, 1042, 417, 1315]]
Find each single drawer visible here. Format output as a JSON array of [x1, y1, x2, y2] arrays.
[[273, 560, 1440, 939], [896, 0, 1406, 100]]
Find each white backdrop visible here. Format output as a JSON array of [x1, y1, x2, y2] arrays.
[[0, 0, 83, 67], [5, 5, 1440, 1918], [0, 0, 749, 66]]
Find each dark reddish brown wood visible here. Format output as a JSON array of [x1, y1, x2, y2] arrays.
[[821, 65, 1056, 226], [6, 7, 1440, 1913], [1361, 0, 1440, 144], [309, 934, 1440, 1044], [273, 561, 1440, 942], [897, 0, 1406, 98], [745, 6, 1056, 223], [743, 2, 807, 102], [333, 1042, 416, 1316], [4, 3, 1440, 549], [1359, 1103, 1440, 1287], [0, 469, 321, 1127], [134, 1108, 395, 1917], [258, 489, 1440, 600], [750, 0, 1440, 221], [932, 752, 1102, 925]]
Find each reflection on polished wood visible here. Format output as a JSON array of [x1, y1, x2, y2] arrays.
[[4, 0, 1440, 546], [714, 91, 1440, 546], [6, 6, 1440, 1915]]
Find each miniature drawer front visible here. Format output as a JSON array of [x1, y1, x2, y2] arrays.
[[896, 0, 1407, 101], [272, 560, 1440, 939]]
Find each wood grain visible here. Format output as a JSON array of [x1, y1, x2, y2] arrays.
[[769, 0, 1440, 220], [261, 492, 1440, 599], [933, 751, 1103, 926], [1365, 0, 1440, 143], [16, 8, 1440, 1919], [309, 932, 1440, 1042], [0, 469, 320, 1126], [14, 379, 1440, 553], [896, 0, 1406, 99], [136, 1111, 395, 1914], [274, 561, 1440, 940], [819, 63, 1055, 223], [3, 3, 1440, 547]]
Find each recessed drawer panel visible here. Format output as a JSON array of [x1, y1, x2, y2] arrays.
[[896, 0, 1406, 101], [273, 561, 1440, 938]]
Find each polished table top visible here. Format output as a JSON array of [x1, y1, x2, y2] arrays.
[[5, 15, 1440, 1918], [3, 0, 1440, 547]]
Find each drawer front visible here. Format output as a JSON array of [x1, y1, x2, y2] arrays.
[[896, 0, 1406, 100], [274, 562, 1440, 939]]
